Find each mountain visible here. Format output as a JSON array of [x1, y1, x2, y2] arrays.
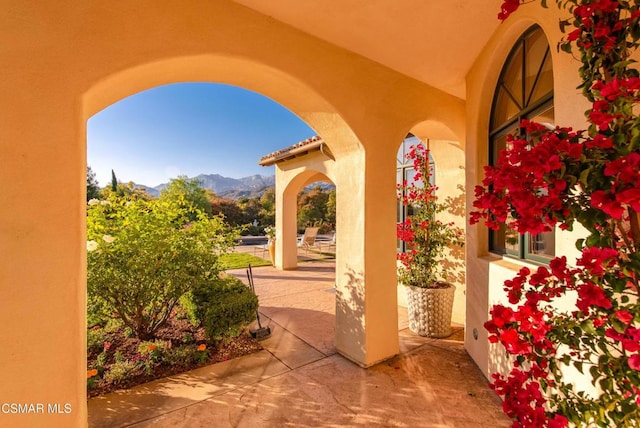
[[135, 174, 276, 199]]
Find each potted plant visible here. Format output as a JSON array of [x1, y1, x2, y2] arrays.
[[397, 144, 465, 337], [264, 226, 276, 265]]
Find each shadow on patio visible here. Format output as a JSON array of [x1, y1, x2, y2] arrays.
[[88, 261, 509, 428]]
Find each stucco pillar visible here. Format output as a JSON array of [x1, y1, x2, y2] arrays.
[[275, 167, 299, 270], [0, 91, 86, 426], [334, 149, 400, 367]]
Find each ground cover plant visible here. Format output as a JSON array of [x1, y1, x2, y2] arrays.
[[471, 1, 640, 426], [87, 194, 261, 396]]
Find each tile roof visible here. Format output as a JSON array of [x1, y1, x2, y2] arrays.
[[258, 135, 331, 166]]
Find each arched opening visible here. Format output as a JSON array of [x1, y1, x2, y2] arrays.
[[80, 56, 380, 414], [489, 25, 555, 263], [394, 132, 466, 332], [85, 82, 326, 400], [296, 180, 336, 257]]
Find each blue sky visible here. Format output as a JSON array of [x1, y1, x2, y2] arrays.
[[87, 83, 317, 187]]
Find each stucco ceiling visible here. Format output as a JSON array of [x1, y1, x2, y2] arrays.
[[233, 0, 504, 99]]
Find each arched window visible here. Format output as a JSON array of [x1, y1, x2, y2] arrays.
[[397, 133, 434, 252], [489, 25, 555, 262]]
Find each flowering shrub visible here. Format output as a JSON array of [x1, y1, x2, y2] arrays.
[[471, 1, 640, 426], [87, 196, 237, 340], [397, 144, 465, 287], [264, 226, 276, 241]]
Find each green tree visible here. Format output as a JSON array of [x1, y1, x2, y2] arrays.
[[99, 181, 152, 201], [87, 196, 237, 339], [237, 196, 262, 229], [258, 187, 276, 226], [110, 169, 118, 192], [210, 196, 245, 226], [87, 166, 101, 201], [297, 184, 331, 232], [325, 189, 336, 226], [159, 176, 212, 218]]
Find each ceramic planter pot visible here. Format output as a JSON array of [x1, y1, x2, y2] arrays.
[[406, 283, 455, 338], [268, 239, 276, 265]]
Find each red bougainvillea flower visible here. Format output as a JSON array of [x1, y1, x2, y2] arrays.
[[498, 0, 521, 21], [576, 282, 612, 313], [629, 354, 640, 371], [591, 190, 625, 219], [577, 247, 618, 276], [486, 304, 516, 330], [615, 310, 634, 324]]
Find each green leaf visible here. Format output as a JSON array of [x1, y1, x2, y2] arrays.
[[560, 41, 572, 54], [630, 133, 640, 152], [632, 22, 640, 41], [579, 168, 591, 187], [600, 377, 613, 392]]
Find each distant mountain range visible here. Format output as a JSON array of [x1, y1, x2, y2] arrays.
[[135, 174, 276, 199]]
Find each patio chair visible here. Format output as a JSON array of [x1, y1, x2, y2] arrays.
[[297, 227, 320, 254], [319, 231, 336, 253]]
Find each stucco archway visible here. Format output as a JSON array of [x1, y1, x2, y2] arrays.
[[260, 139, 338, 270], [1, 3, 476, 426], [83, 52, 398, 372], [404, 120, 467, 324]]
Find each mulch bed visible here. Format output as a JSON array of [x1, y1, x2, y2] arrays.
[[87, 315, 263, 398]]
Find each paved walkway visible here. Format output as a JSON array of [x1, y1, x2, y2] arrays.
[[88, 261, 510, 428]]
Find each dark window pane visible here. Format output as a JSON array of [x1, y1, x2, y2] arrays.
[[493, 87, 521, 127], [525, 30, 553, 106]]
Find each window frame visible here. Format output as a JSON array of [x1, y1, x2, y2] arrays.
[[397, 134, 435, 253], [488, 25, 555, 263]]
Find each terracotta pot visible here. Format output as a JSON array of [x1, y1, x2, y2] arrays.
[[406, 283, 455, 338], [268, 239, 276, 265]]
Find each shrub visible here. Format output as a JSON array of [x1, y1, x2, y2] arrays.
[[185, 276, 258, 342], [178, 292, 200, 327], [104, 317, 123, 333], [95, 352, 108, 370], [87, 294, 110, 327], [87, 328, 106, 354], [103, 360, 139, 384], [163, 345, 198, 367], [87, 196, 238, 340], [138, 340, 170, 363]]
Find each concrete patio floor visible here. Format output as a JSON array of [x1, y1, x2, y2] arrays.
[[88, 260, 510, 428]]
